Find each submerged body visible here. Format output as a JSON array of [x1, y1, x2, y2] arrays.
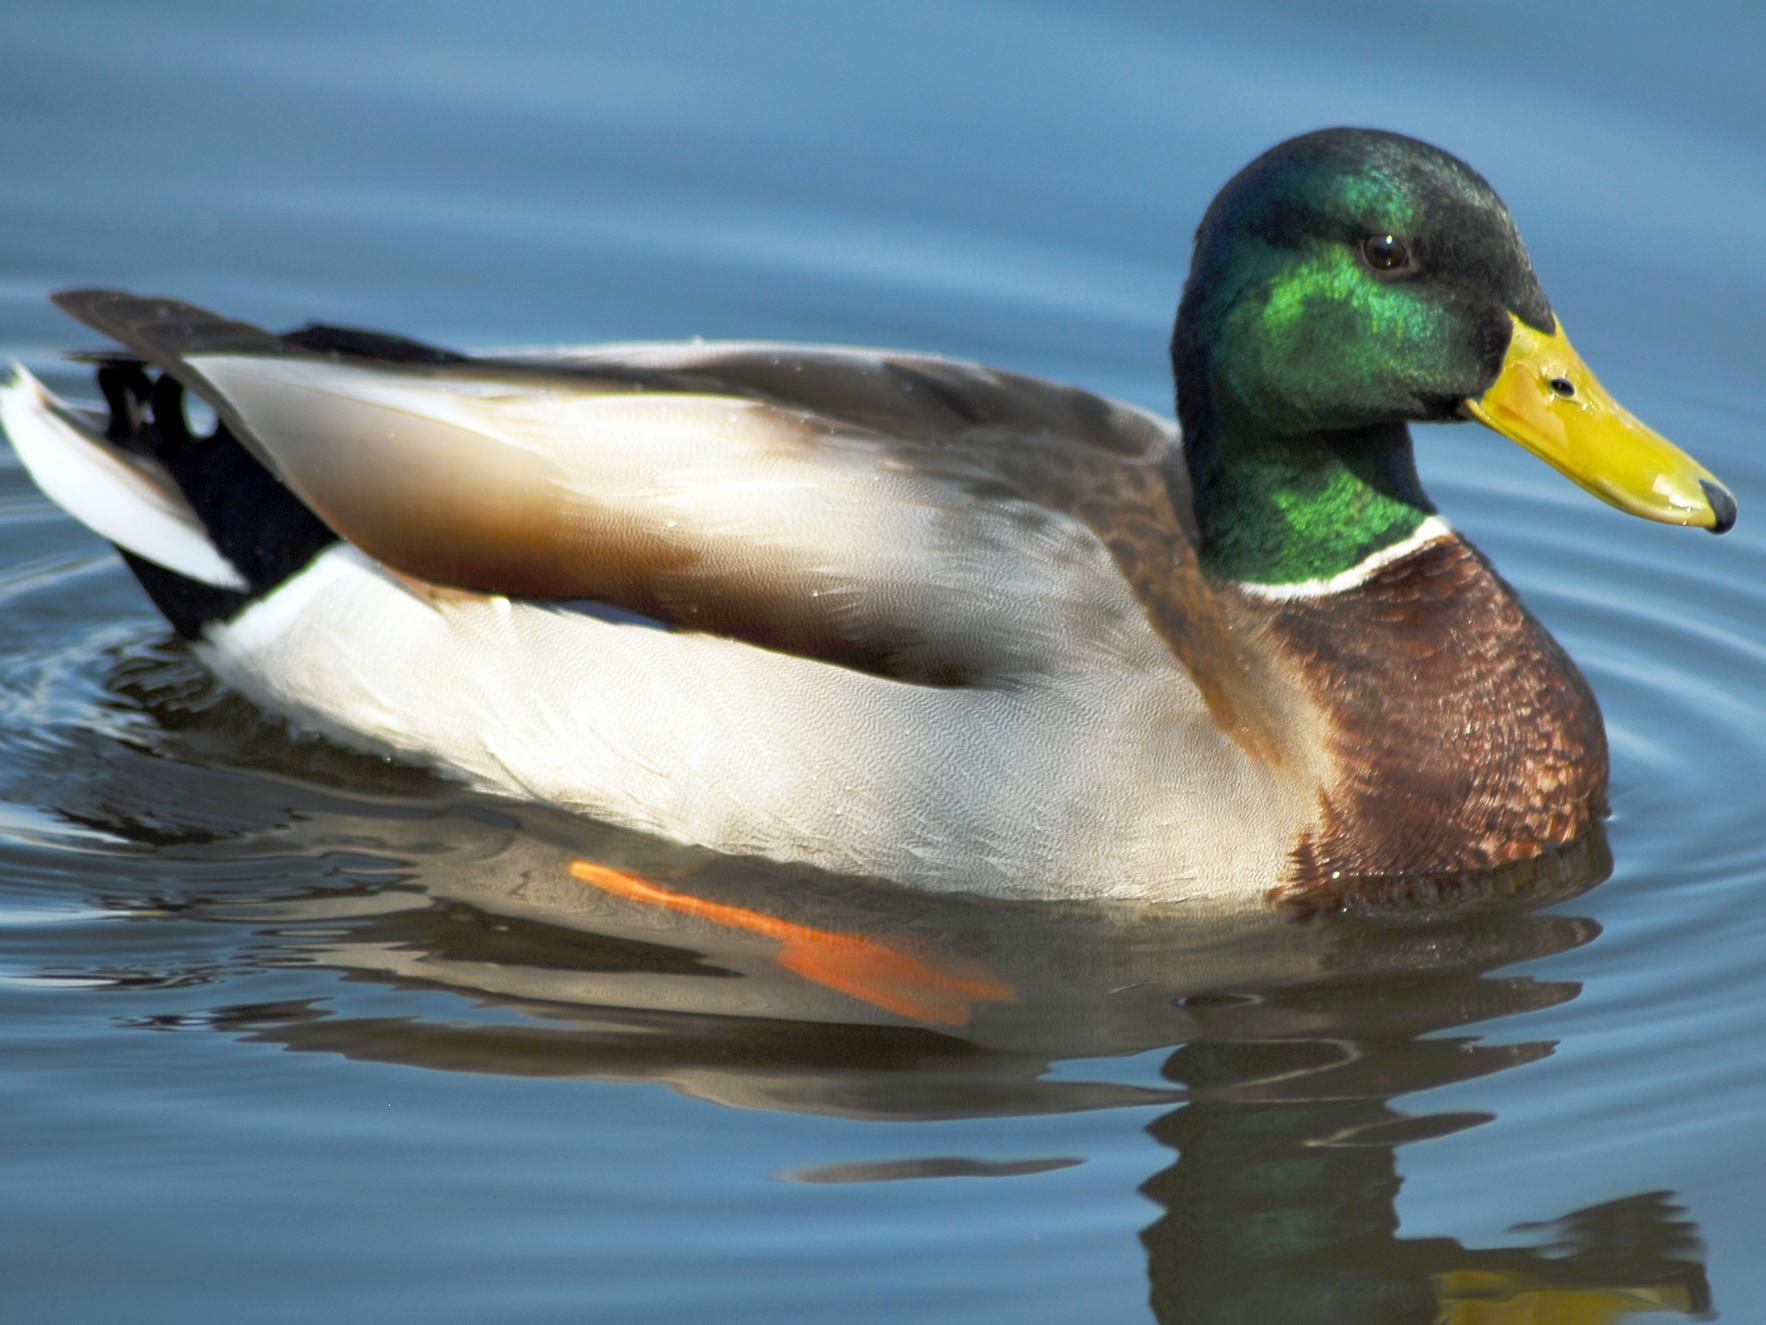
[[0, 130, 1731, 909]]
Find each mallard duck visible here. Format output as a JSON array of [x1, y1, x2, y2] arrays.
[[0, 128, 1733, 910]]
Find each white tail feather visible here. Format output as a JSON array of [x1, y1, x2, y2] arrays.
[[0, 363, 247, 590]]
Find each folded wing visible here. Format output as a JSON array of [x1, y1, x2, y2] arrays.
[[52, 289, 1192, 686]]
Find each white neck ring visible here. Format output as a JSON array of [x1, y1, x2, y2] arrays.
[[1234, 515, 1455, 601]]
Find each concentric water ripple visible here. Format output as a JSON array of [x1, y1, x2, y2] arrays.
[[2, 3, 1758, 1317]]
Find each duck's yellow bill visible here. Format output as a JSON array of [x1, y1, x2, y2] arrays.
[[1462, 313, 1735, 533]]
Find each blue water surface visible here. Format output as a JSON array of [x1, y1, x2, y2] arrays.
[[1, 3, 1762, 1321]]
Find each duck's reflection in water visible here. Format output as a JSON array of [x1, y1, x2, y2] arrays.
[[1141, 994, 1708, 1322], [41, 655, 1710, 1322], [86, 788, 1698, 1325]]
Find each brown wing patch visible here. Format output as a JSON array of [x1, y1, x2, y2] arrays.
[[243, 386, 982, 685], [191, 344, 1286, 713]]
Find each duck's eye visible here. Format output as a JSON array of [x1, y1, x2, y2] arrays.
[[1360, 233, 1411, 271]]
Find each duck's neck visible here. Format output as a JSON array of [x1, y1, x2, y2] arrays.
[[1178, 371, 1436, 588]]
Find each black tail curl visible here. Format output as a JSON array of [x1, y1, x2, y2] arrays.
[[69, 354, 338, 637]]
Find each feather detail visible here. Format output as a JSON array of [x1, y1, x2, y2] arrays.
[[0, 363, 246, 590]]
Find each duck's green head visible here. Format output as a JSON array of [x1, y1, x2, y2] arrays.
[[1174, 128, 1734, 586]]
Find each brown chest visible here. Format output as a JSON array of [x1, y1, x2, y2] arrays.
[[1253, 537, 1609, 910]]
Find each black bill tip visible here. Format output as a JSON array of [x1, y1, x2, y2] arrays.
[[1700, 479, 1737, 535]]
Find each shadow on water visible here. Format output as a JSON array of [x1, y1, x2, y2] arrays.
[[0, 643, 1713, 1323]]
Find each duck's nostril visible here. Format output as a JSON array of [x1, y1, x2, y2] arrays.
[[1548, 376, 1575, 399]]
